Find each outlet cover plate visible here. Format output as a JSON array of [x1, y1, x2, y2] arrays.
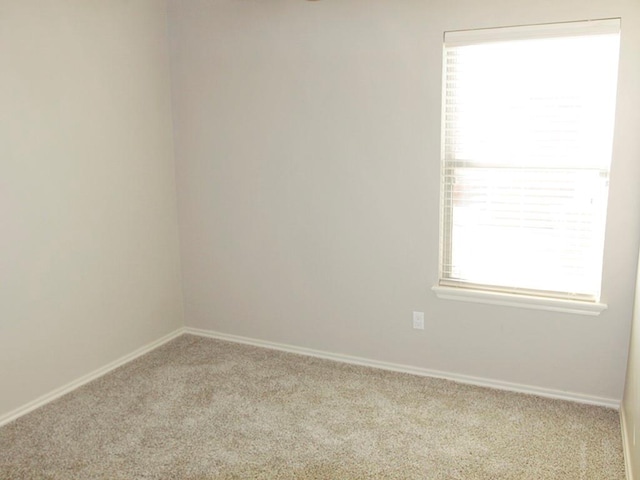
[[413, 311, 425, 330]]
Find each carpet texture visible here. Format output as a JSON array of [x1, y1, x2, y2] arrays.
[[0, 334, 625, 479]]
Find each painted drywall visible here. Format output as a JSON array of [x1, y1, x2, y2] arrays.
[[622, 249, 640, 478], [0, 1, 184, 418], [168, 0, 640, 403]]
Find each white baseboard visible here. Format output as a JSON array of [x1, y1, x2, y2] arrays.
[[185, 327, 620, 410], [0, 327, 185, 428], [1, 326, 619, 430], [621, 406, 635, 480]]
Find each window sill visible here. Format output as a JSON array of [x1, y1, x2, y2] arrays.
[[431, 285, 607, 316]]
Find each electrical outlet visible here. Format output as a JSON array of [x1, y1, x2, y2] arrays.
[[413, 311, 425, 330]]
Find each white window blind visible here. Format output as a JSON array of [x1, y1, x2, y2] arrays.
[[439, 19, 620, 302]]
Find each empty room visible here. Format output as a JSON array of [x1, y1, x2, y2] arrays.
[[2, 0, 640, 478]]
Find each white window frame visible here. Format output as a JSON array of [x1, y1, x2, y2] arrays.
[[433, 19, 620, 316]]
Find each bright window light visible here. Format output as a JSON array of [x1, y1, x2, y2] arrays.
[[439, 19, 620, 302]]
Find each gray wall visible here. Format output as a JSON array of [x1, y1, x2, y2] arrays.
[[169, 0, 640, 403], [0, 1, 184, 418], [622, 250, 640, 477]]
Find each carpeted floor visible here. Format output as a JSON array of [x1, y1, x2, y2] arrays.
[[0, 334, 625, 479]]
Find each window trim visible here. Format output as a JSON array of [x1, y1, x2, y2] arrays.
[[432, 285, 608, 316], [444, 18, 620, 46]]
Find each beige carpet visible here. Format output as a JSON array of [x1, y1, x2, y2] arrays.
[[0, 334, 625, 479]]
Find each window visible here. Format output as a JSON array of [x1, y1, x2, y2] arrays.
[[434, 19, 620, 315]]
